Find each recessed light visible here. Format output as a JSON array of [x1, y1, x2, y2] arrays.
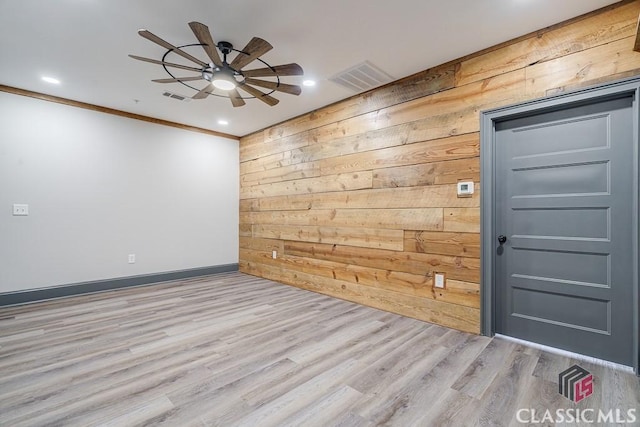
[[41, 76, 61, 85], [303, 80, 316, 87], [218, 119, 229, 125]]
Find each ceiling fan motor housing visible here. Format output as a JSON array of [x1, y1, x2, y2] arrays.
[[217, 41, 234, 57]]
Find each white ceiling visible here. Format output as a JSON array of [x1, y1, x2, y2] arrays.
[[0, 0, 620, 137]]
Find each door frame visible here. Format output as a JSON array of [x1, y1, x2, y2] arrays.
[[480, 76, 640, 371]]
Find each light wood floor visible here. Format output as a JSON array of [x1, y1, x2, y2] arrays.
[[0, 272, 638, 426]]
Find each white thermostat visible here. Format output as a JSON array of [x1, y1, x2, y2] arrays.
[[457, 181, 474, 197]]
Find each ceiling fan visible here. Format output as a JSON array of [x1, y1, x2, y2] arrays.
[[129, 22, 304, 107]]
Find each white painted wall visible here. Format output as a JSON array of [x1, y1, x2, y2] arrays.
[[0, 92, 239, 293]]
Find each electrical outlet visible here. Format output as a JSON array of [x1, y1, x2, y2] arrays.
[[272, 250, 277, 259], [434, 273, 446, 289], [13, 204, 29, 216], [128, 254, 136, 264]]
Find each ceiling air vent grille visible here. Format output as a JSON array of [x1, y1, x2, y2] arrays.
[[329, 61, 394, 93], [162, 91, 191, 102]]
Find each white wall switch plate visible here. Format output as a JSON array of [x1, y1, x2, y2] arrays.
[[272, 250, 277, 259], [13, 204, 29, 216], [128, 254, 136, 264], [434, 273, 446, 289]]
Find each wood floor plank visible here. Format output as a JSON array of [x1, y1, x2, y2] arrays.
[[474, 350, 539, 425], [239, 316, 428, 410], [99, 395, 175, 427], [353, 333, 490, 424], [0, 272, 637, 426], [450, 338, 517, 398], [278, 384, 363, 427], [233, 358, 362, 426], [412, 387, 474, 426], [163, 358, 300, 427], [345, 328, 449, 394]]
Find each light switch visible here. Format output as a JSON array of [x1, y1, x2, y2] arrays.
[[13, 204, 29, 216], [434, 273, 446, 289]]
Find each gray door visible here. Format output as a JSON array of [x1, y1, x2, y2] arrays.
[[495, 95, 634, 366]]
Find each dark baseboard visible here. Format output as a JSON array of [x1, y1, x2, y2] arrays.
[[0, 264, 239, 307]]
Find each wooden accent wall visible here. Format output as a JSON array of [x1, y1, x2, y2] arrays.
[[239, 1, 640, 334]]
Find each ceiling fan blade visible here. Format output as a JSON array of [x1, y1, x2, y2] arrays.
[[229, 88, 246, 107], [244, 78, 301, 95], [152, 76, 204, 83], [241, 63, 304, 78], [193, 83, 214, 99], [129, 54, 202, 72], [229, 37, 273, 70], [237, 83, 279, 106], [138, 29, 208, 67], [188, 22, 223, 67]]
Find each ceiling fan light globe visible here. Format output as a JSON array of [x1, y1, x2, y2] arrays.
[[211, 67, 237, 91], [212, 79, 236, 91]]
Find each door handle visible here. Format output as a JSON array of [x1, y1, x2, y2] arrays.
[[498, 235, 507, 245]]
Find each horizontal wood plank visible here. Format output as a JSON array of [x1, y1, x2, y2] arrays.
[[247, 119, 474, 177], [240, 149, 296, 176], [283, 241, 480, 283], [240, 172, 373, 199], [240, 131, 310, 162], [239, 223, 252, 237], [307, 125, 415, 163], [444, 208, 481, 233], [241, 162, 320, 186], [239, 199, 258, 212], [256, 184, 480, 212], [373, 157, 480, 188], [319, 133, 479, 176], [252, 225, 404, 251], [436, 280, 480, 308], [239, 236, 284, 253], [238, 130, 264, 149], [404, 231, 480, 258], [241, 208, 443, 231]]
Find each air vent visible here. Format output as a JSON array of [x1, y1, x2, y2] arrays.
[[162, 91, 191, 102], [328, 61, 394, 93]]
